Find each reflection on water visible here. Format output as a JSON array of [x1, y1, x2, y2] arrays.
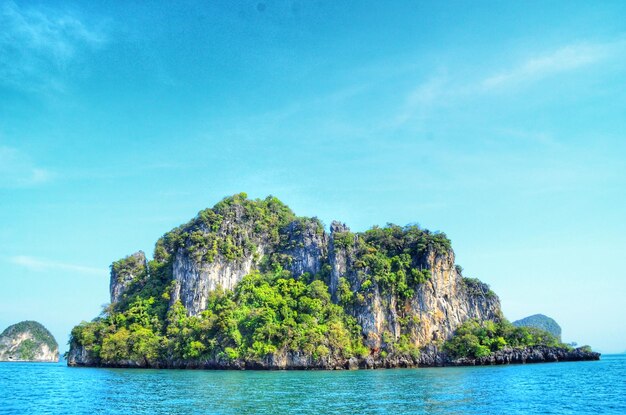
[[1, 355, 624, 414]]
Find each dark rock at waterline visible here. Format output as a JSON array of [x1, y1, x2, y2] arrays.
[[68, 345, 599, 370]]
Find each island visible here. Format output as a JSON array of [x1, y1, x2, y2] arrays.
[[0, 321, 59, 362], [68, 193, 599, 369], [513, 314, 562, 341]]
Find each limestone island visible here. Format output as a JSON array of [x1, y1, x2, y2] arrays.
[[0, 321, 59, 362], [68, 193, 599, 369]]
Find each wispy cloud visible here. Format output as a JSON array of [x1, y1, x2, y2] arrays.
[[391, 40, 624, 128], [481, 42, 617, 91], [0, 1, 107, 94], [10, 255, 106, 276], [0, 146, 54, 188], [391, 75, 447, 129]]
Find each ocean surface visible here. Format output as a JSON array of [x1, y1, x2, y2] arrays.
[[0, 355, 624, 414]]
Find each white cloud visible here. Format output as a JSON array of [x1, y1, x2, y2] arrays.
[[392, 76, 447, 129], [0, 1, 106, 93], [0, 146, 54, 187], [10, 255, 106, 276], [391, 40, 624, 128], [481, 42, 616, 90]]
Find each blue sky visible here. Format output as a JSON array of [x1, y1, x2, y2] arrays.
[[1, 0, 625, 354]]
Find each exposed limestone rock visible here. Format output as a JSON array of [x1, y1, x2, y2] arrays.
[[169, 203, 272, 315], [328, 222, 500, 350], [328, 221, 356, 302], [279, 218, 327, 278], [67, 340, 95, 366], [409, 248, 501, 346], [170, 208, 328, 315], [171, 245, 265, 315]]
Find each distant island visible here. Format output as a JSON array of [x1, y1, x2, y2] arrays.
[[0, 321, 59, 362], [68, 193, 598, 369], [513, 314, 562, 341]]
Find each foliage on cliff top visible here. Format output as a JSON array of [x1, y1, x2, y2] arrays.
[[152, 194, 453, 269], [444, 319, 566, 359], [0, 321, 58, 351], [153, 193, 298, 264], [361, 223, 451, 257], [332, 223, 449, 303], [111, 252, 146, 281]]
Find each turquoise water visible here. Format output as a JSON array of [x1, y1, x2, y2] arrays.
[[1, 355, 624, 414]]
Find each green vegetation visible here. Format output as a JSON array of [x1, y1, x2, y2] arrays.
[[385, 333, 421, 360], [71, 267, 367, 365], [112, 253, 146, 283], [16, 339, 37, 360], [187, 193, 297, 264], [332, 224, 440, 310], [361, 223, 451, 257], [512, 314, 562, 341], [444, 319, 565, 358], [332, 230, 355, 249], [151, 193, 298, 267]]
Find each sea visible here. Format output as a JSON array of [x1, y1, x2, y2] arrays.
[[0, 354, 624, 414]]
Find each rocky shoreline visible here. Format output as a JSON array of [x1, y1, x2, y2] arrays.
[[67, 345, 599, 370], [421, 345, 600, 367]]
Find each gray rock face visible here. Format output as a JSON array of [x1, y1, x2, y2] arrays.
[[409, 248, 501, 346], [170, 204, 270, 315], [170, 215, 328, 316], [66, 342, 94, 366], [280, 219, 328, 278], [328, 221, 358, 302], [171, 245, 265, 315], [328, 221, 393, 348], [110, 251, 147, 304]]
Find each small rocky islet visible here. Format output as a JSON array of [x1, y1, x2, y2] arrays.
[[0, 321, 59, 362], [67, 193, 599, 369]]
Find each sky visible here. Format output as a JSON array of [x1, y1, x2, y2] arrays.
[[1, 0, 625, 354]]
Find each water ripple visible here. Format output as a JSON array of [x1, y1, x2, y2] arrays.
[[1, 355, 624, 414]]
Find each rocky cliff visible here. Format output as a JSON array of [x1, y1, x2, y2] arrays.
[[161, 202, 500, 348], [68, 193, 592, 370], [168, 206, 328, 316], [0, 321, 59, 362], [327, 221, 500, 351], [162, 201, 500, 350]]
